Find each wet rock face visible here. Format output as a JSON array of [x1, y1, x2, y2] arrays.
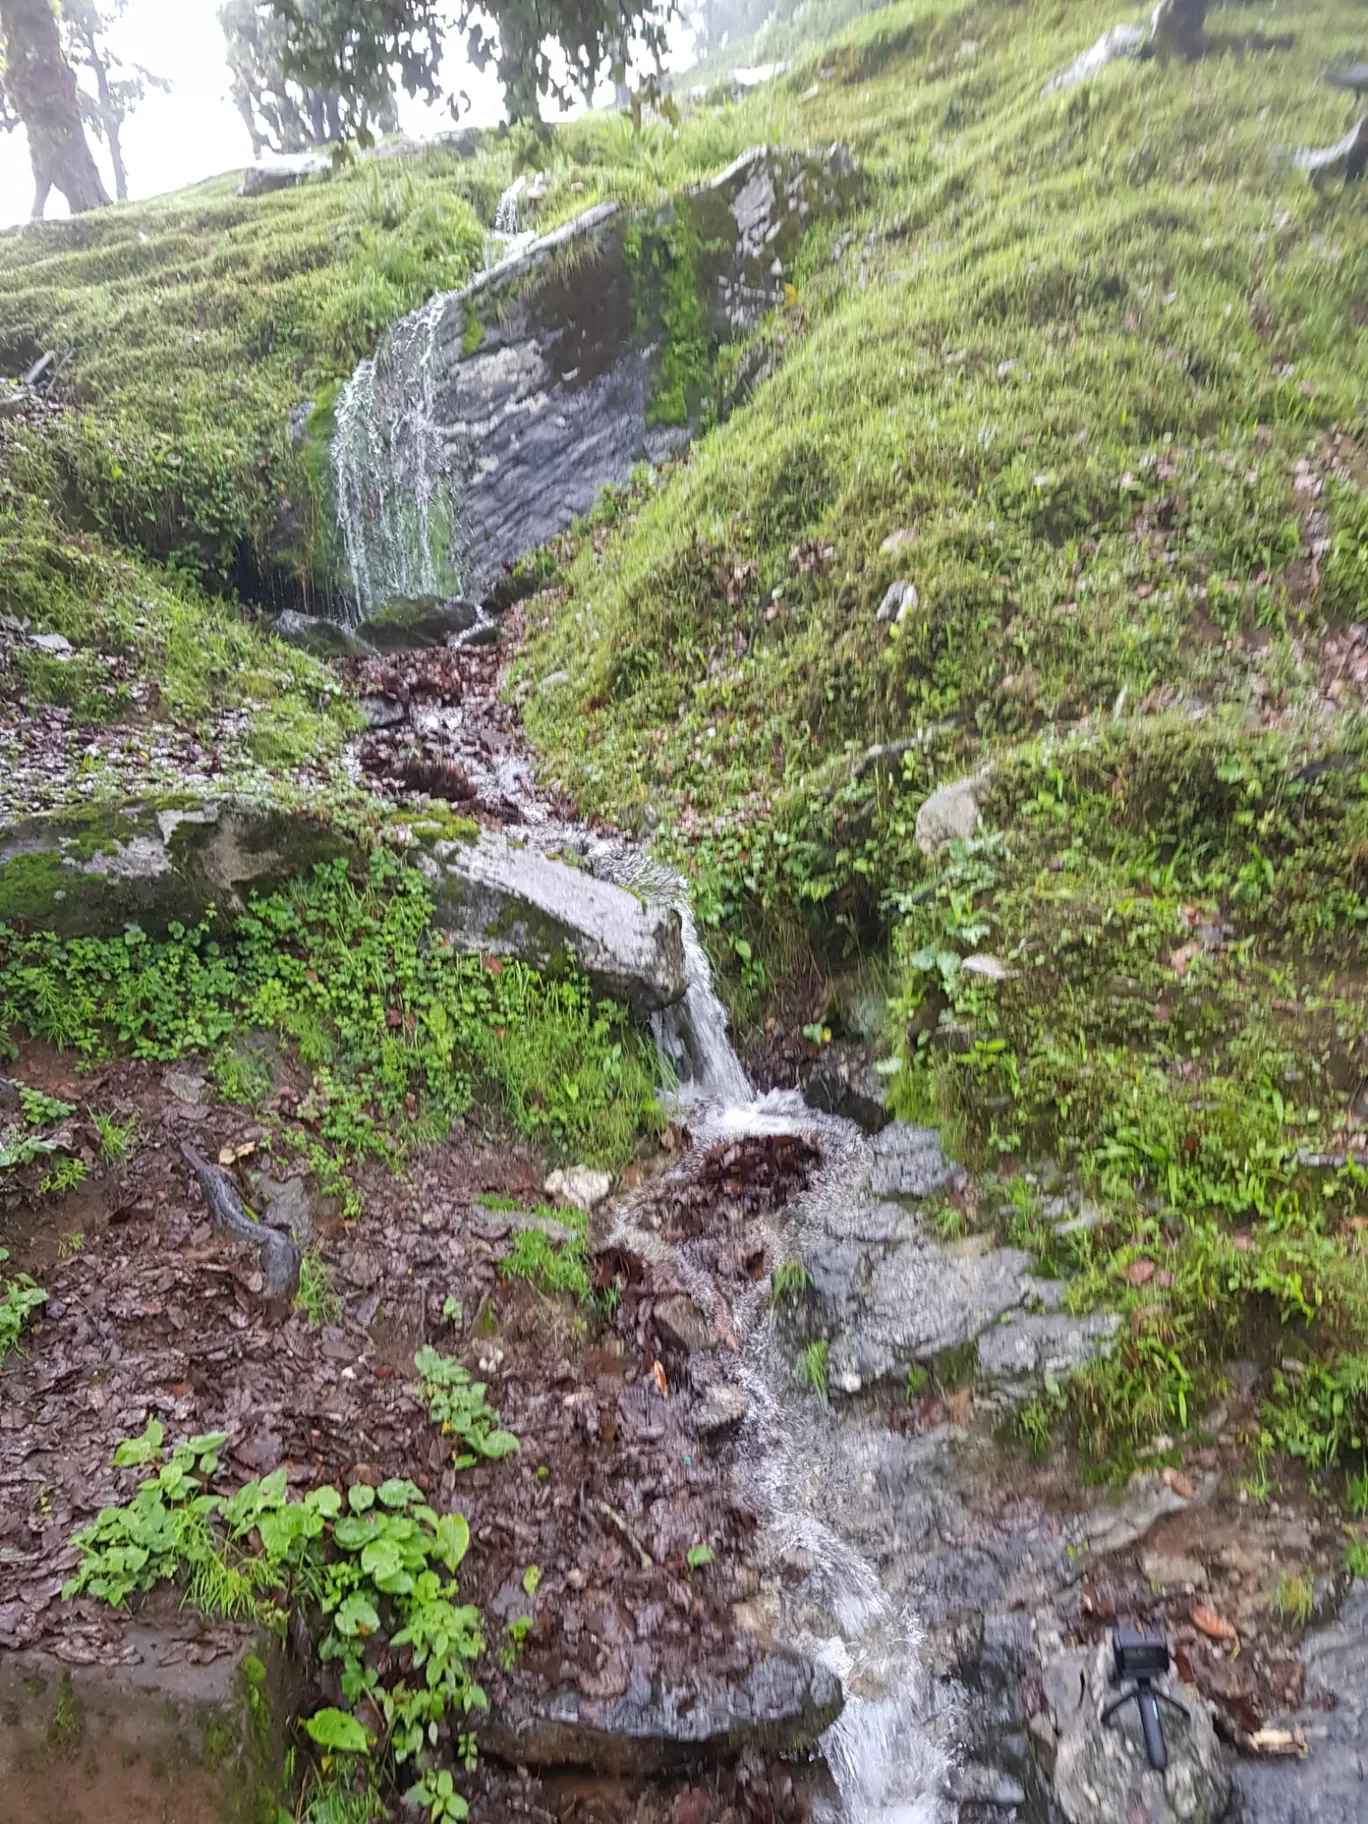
[[1232, 1581, 1368, 1824], [484, 1651, 843, 1775], [416, 826, 687, 1015], [332, 145, 860, 609]]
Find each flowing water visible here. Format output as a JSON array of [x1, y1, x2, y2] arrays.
[[334, 180, 955, 1815], [331, 292, 463, 623], [589, 835, 953, 1821]]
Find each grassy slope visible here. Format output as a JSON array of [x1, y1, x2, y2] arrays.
[[516, 0, 1368, 1473]]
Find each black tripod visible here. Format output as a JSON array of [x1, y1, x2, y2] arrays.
[[1101, 1628, 1189, 1771]]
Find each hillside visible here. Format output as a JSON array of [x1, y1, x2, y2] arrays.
[[2, 1, 1368, 1819]]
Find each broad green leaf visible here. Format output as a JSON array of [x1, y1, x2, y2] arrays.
[[302, 1707, 369, 1754]]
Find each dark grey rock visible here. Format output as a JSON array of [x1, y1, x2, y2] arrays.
[[416, 827, 686, 1015], [976, 1308, 1120, 1407], [271, 609, 373, 659], [252, 1174, 316, 1248], [358, 694, 407, 730], [482, 1650, 842, 1774], [356, 595, 479, 652], [869, 1122, 965, 1198], [1232, 1580, 1368, 1824], [803, 1043, 892, 1133], [333, 146, 861, 607]]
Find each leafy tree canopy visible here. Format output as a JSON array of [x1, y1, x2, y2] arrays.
[[264, 0, 677, 132]]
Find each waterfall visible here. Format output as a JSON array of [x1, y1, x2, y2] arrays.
[[493, 176, 524, 236], [331, 291, 462, 624]]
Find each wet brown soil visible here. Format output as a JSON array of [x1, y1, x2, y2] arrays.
[[0, 1039, 822, 1822]]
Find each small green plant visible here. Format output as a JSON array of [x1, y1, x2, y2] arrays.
[[1347, 1472, 1368, 1518], [56, 1231, 84, 1259], [441, 1296, 463, 1328], [796, 1338, 829, 1401], [413, 1347, 519, 1470], [686, 1542, 715, 1570], [905, 1366, 930, 1401], [39, 1157, 87, 1197], [18, 1087, 73, 1126], [408, 1768, 468, 1823], [1346, 1539, 1368, 1580], [771, 1260, 811, 1307], [1267, 1571, 1315, 1625], [499, 1613, 532, 1672], [0, 1250, 46, 1362], [93, 1112, 138, 1164], [296, 1250, 342, 1327]]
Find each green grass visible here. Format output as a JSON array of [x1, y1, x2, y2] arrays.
[[0, 851, 661, 1212]]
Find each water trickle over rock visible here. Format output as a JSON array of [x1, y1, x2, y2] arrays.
[[329, 146, 859, 620]]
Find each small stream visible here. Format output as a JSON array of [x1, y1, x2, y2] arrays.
[[329, 182, 959, 1820]]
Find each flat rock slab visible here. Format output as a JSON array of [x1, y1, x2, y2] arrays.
[[0, 1627, 294, 1824], [1232, 1580, 1368, 1824], [484, 1651, 842, 1775], [0, 798, 352, 937], [417, 829, 686, 1014]]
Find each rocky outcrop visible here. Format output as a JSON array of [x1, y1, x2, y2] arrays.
[[0, 800, 687, 1016], [483, 1651, 842, 1775], [416, 828, 687, 1014], [0, 798, 352, 937], [356, 594, 481, 652], [330, 145, 861, 613], [1043, 1638, 1230, 1824]]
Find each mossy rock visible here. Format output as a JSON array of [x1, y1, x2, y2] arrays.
[[356, 595, 480, 652], [0, 1631, 301, 1824], [0, 799, 356, 938]]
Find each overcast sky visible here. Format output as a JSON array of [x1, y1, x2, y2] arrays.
[[0, 0, 514, 228]]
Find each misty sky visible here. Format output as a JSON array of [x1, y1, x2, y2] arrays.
[[0, 0, 511, 228]]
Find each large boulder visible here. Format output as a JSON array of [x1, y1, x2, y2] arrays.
[[331, 145, 861, 611], [416, 828, 686, 1015], [0, 799, 352, 937]]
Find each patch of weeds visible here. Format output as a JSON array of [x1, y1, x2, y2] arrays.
[[0, 851, 660, 1217], [771, 1259, 811, 1307], [500, 1210, 592, 1306], [1346, 1539, 1368, 1581], [93, 1112, 138, 1164], [295, 1250, 342, 1327], [56, 1232, 84, 1259], [39, 1158, 87, 1197], [0, 1248, 46, 1361], [686, 1542, 715, 1570], [1267, 1571, 1316, 1626], [45, 1671, 83, 1759], [441, 1296, 463, 1329], [905, 1365, 929, 1401], [63, 1423, 488, 1821], [796, 1337, 829, 1400], [413, 1347, 519, 1470]]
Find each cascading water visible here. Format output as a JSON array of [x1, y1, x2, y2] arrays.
[[593, 838, 953, 1822], [331, 292, 463, 623]]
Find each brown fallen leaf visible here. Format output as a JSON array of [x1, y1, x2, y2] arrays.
[[945, 1386, 974, 1426], [1191, 1602, 1238, 1644], [651, 1360, 670, 1399], [1162, 1466, 1196, 1499], [1125, 1258, 1157, 1287], [1170, 941, 1202, 978]]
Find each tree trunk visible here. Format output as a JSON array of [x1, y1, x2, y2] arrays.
[[0, 0, 110, 214], [77, 21, 126, 202]]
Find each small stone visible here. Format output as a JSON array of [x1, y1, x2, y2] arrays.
[[695, 1384, 750, 1437], [28, 632, 72, 656], [915, 775, 984, 855], [544, 1166, 612, 1213], [654, 1295, 712, 1353], [876, 579, 919, 623], [1141, 1550, 1207, 1589], [165, 1070, 209, 1106]]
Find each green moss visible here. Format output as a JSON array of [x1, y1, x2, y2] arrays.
[[45, 1671, 83, 1760], [0, 852, 70, 924], [461, 311, 485, 358]]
